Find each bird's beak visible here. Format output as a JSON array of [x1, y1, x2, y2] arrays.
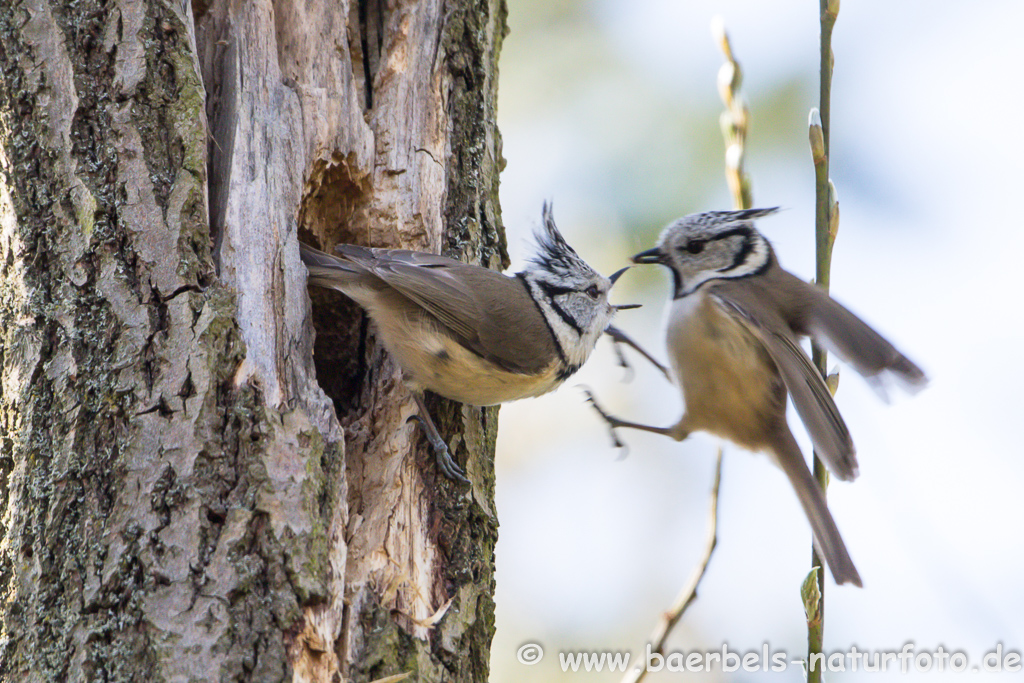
[[608, 266, 630, 285], [631, 247, 663, 265], [606, 266, 638, 313], [607, 267, 640, 310]]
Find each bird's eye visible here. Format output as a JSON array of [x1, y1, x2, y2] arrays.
[[685, 240, 706, 255], [584, 284, 601, 299]]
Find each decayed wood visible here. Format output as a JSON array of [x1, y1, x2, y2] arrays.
[[1, 0, 505, 680], [199, 0, 507, 678]]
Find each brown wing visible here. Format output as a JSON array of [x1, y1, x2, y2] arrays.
[[300, 242, 363, 280], [769, 268, 928, 397], [334, 245, 560, 376], [709, 278, 859, 482]]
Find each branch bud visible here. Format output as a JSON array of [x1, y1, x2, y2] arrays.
[[717, 62, 737, 107], [802, 567, 822, 626], [733, 96, 749, 132], [710, 15, 732, 61], [827, 179, 840, 243], [808, 108, 826, 164], [725, 143, 742, 171]]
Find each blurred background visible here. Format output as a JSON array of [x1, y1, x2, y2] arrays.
[[489, 0, 1024, 680]]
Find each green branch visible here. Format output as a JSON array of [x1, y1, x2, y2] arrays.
[[807, 2, 840, 682]]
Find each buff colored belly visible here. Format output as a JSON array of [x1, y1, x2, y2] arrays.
[[374, 312, 562, 406], [666, 293, 783, 451]]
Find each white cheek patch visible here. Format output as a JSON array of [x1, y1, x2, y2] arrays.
[[675, 232, 771, 296], [671, 291, 704, 322]]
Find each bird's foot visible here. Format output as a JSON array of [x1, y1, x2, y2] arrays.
[[581, 387, 629, 454], [407, 413, 469, 484]]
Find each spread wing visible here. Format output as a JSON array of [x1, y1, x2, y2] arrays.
[[709, 281, 859, 482], [785, 273, 928, 399]]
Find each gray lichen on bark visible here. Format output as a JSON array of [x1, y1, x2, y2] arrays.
[[1, 0, 507, 680]]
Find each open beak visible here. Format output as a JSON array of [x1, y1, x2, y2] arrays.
[[607, 267, 641, 311], [631, 247, 663, 265], [608, 266, 630, 285]]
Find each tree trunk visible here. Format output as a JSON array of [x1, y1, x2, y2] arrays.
[[0, 0, 506, 680]]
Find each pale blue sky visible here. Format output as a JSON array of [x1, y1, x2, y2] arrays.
[[492, 1, 1024, 680]]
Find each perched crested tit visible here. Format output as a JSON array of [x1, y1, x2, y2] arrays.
[[588, 208, 927, 587], [302, 203, 638, 482]]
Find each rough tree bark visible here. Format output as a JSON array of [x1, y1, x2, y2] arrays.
[[0, 0, 506, 680]]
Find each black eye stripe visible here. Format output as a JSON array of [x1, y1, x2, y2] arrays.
[[539, 284, 575, 296], [710, 227, 752, 241], [536, 282, 592, 298], [677, 227, 754, 257], [677, 226, 752, 248]]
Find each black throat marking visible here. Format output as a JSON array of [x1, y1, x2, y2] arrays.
[[533, 280, 585, 336], [516, 273, 570, 369]]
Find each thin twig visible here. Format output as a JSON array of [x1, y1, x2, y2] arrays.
[[807, 1, 840, 681], [620, 449, 723, 683]]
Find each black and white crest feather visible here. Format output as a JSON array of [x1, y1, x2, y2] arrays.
[[516, 202, 617, 373], [684, 207, 780, 227], [529, 202, 593, 279]]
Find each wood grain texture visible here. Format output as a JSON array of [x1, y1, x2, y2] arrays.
[[197, 0, 507, 680]]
